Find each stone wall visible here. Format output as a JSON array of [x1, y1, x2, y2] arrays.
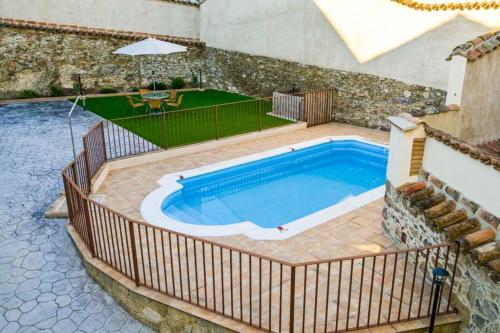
[[0, 25, 205, 98], [0, 25, 446, 129], [383, 176, 499, 333], [203, 48, 446, 130]]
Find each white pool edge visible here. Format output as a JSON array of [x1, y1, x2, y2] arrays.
[[140, 136, 388, 240]]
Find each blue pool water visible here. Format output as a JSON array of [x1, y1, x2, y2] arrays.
[[161, 140, 388, 228]]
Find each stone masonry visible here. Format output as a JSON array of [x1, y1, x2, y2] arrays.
[[0, 23, 446, 130], [383, 174, 499, 333]]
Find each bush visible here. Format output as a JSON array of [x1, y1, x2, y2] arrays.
[[99, 87, 118, 94], [128, 87, 139, 92], [73, 82, 83, 95], [190, 73, 198, 87], [49, 84, 63, 97], [171, 77, 185, 89], [17, 89, 40, 99], [147, 82, 168, 90]]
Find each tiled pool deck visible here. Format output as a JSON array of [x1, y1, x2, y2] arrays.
[[97, 122, 396, 263]]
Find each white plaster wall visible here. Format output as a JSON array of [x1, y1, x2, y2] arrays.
[[445, 57, 467, 106], [200, 0, 492, 89], [0, 0, 199, 38], [422, 138, 500, 217], [386, 122, 426, 187], [386, 125, 416, 187]]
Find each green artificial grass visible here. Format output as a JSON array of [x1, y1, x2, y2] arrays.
[[75, 89, 293, 149]]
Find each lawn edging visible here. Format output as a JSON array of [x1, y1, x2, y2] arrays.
[[0, 88, 206, 105]]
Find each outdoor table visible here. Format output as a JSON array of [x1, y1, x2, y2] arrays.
[[143, 92, 169, 113], [143, 92, 169, 100]]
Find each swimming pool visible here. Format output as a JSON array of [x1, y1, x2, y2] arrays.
[[141, 137, 388, 240]]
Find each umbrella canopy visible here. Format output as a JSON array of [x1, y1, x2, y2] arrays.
[[114, 38, 187, 91], [113, 37, 187, 56]]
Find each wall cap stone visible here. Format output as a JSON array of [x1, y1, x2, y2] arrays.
[[386, 180, 500, 281], [0, 17, 205, 47]]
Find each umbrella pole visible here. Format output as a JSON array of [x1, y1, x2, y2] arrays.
[[151, 57, 155, 91], [137, 58, 141, 88]]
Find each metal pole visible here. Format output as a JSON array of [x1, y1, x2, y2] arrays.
[[151, 57, 156, 91], [68, 96, 82, 184], [258, 99, 262, 131], [429, 280, 441, 333], [289, 266, 296, 333], [429, 268, 449, 333], [214, 105, 219, 139]]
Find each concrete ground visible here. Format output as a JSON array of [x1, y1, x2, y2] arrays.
[[0, 101, 152, 332]]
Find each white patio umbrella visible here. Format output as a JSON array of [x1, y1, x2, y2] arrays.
[[113, 38, 187, 90]]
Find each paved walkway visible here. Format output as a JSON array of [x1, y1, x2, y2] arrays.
[[0, 101, 152, 333]]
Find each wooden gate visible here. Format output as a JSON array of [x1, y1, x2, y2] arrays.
[[299, 88, 338, 127]]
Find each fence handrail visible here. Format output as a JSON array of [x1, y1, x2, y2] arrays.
[[296, 242, 457, 267], [110, 96, 273, 122], [76, 191, 459, 268], [85, 195, 294, 267], [62, 94, 458, 332]]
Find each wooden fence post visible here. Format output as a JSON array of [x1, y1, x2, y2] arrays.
[[289, 266, 296, 333], [128, 221, 141, 286], [82, 198, 96, 257]]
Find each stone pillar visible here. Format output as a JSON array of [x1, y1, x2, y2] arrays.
[[386, 115, 426, 187]]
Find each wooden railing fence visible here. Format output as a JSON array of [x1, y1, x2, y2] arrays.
[[62, 106, 458, 332]]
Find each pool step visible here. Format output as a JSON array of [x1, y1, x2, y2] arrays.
[[166, 201, 240, 226]]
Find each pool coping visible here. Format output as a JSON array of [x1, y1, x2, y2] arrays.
[[140, 135, 389, 240]]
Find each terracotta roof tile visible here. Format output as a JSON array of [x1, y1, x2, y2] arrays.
[[472, 241, 499, 265], [424, 125, 500, 171], [462, 228, 496, 250], [400, 181, 426, 196], [434, 208, 467, 230], [478, 139, 500, 156], [447, 218, 481, 241], [486, 258, 500, 277], [0, 17, 205, 47], [424, 200, 456, 219], [392, 1, 500, 11], [446, 29, 500, 61], [414, 193, 446, 211], [395, 179, 499, 279]]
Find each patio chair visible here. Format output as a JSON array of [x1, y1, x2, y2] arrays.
[[127, 96, 144, 111], [146, 99, 164, 113], [139, 89, 150, 102], [163, 89, 177, 103], [166, 95, 183, 110], [139, 88, 150, 96]]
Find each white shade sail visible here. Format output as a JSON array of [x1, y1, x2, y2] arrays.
[[113, 38, 187, 56]]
